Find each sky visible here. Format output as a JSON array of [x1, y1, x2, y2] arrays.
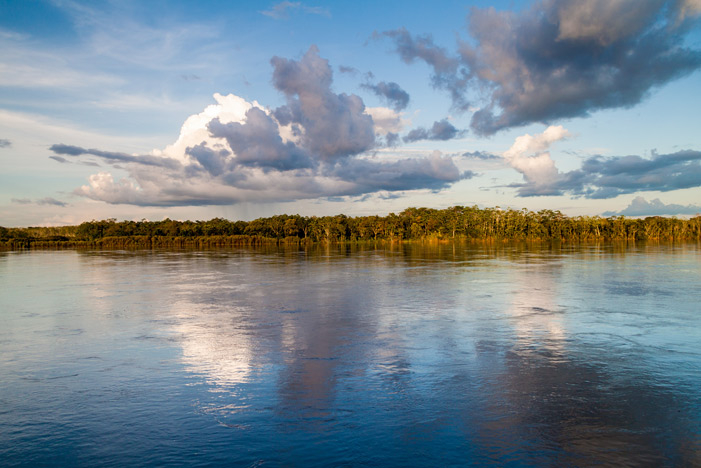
[[1, 0, 701, 227]]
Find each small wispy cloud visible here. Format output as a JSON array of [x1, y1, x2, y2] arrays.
[[404, 119, 464, 142], [0, 28, 29, 41], [11, 197, 68, 207], [361, 81, 410, 111], [180, 74, 201, 81], [462, 151, 499, 160], [0, 138, 11, 148], [50, 144, 181, 169], [338, 65, 358, 75], [261, 1, 330, 20]]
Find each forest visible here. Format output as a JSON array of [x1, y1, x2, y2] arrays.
[[2, 205, 700, 249]]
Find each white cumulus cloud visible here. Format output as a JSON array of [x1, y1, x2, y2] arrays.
[[502, 125, 571, 195], [364, 106, 407, 135]]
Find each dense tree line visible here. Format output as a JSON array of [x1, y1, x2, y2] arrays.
[[2, 206, 700, 249]]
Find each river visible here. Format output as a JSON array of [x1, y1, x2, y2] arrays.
[[1, 242, 700, 466]]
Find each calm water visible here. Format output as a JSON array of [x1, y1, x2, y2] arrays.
[[1, 242, 700, 467]]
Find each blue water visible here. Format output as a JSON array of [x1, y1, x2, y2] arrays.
[[1, 243, 700, 466]]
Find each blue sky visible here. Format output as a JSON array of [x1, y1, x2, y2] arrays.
[[1, 0, 701, 226]]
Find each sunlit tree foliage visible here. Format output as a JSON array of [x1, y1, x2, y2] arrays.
[[2, 206, 700, 249]]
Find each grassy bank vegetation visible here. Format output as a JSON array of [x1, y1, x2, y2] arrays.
[[2, 206, 700, 249]]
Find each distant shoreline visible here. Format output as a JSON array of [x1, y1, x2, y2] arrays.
[[2, 206, 700, 249]]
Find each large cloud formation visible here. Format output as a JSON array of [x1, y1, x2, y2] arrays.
[[380, 0, 701, 135], [51, 47, 466, 206], [502, 126, 701, 198]]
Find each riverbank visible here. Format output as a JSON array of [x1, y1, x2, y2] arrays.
[[2, 206, 700, 249]]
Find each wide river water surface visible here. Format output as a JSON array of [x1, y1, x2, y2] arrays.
[[1, 242, 700, 466]]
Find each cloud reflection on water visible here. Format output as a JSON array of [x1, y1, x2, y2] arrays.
[[136, 243, 701, 465]]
